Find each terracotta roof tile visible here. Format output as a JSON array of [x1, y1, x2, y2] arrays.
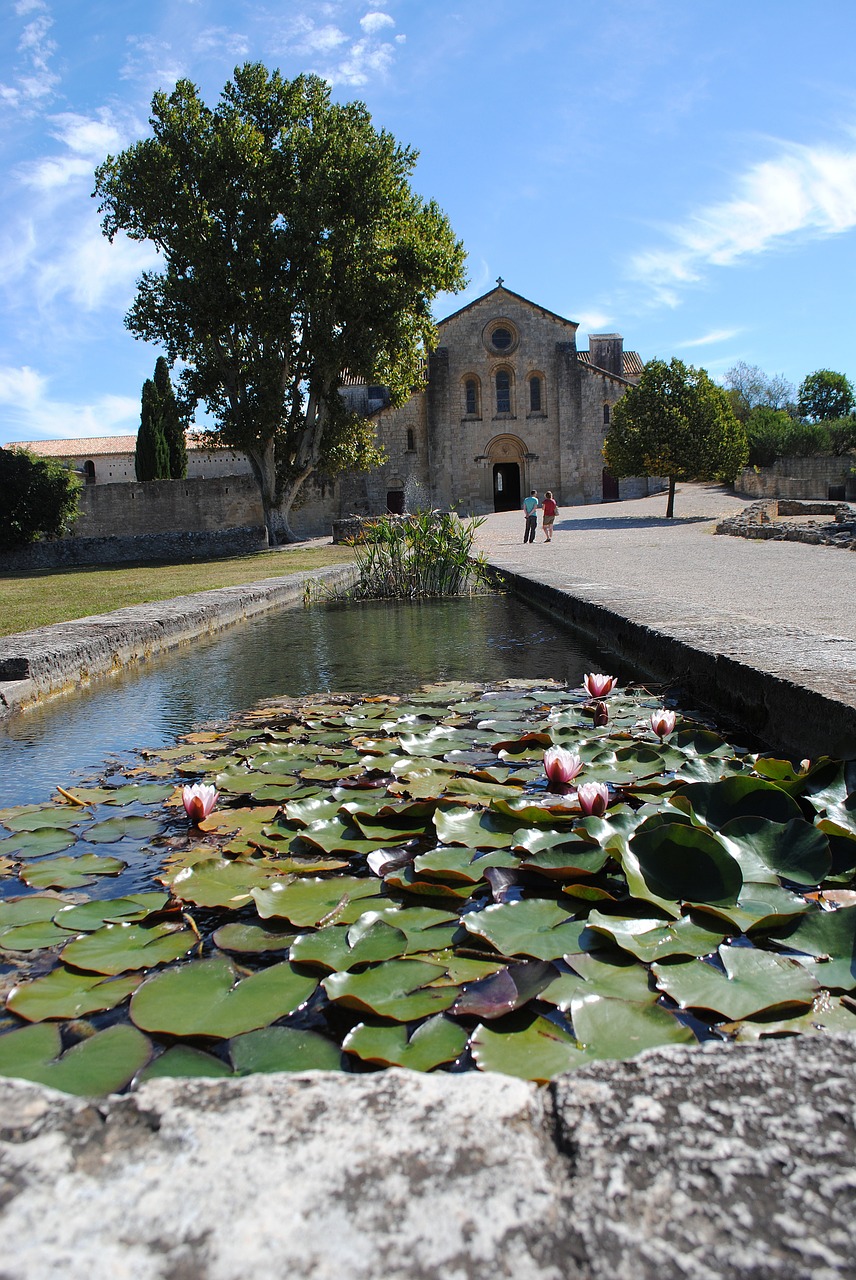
[[5, 434, 213, 457]]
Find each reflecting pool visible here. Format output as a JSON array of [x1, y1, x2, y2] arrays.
[[0, 594, 624, 809]]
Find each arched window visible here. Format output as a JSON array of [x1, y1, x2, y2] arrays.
[[529, 377, 542, 413], [465, 378, 479, 416], [83, 460, 96, 484], [603, 402, 611, 425], [495, 370, 511, 414], [406, 428, 415, 451]]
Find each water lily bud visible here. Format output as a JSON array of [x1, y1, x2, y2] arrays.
[[182, 783, 218, 824], [543, 746, 584, 787], [592, 700, 609, 727], [650, 709, 677, 739], [583, 673, 618, 699], [576, 782, 610, 817]]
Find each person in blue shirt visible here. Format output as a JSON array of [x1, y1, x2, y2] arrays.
[[522, 490, 539, 544]]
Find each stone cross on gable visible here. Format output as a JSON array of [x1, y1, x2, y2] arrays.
[[496, 276, 504, 287]]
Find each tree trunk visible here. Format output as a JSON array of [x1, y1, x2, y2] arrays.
[[244, 438, 280, 544], [665, 476, 676, 519]]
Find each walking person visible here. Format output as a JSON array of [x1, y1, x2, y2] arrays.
[[523, 490, 539, 544], [542, 490, 558, 542]]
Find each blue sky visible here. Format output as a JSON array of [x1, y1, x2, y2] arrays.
[[1, 0, 855, 446]]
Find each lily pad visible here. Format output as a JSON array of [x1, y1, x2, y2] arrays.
[[584, 912, 726, 963], [449, 959, 555, 1019], [60, 921, 196, 975], [343, 1015, 468, 1070], [671, 777, 802, 826], [289, 918, 409, 971], [471, 1013, 591, 1081], [20, 854, 126, 890], [323, 958, 457, 1020], [130, 957, 317, 1038], [83, 815, 163, 843], [652, 946, 817, 1020], [229, 1026, 342, 1073], [7, 968, 142, 1021], [0, 1023, 151, 1095], [54, 893, 170, 932], [774, 905, 856, 991], [461, 900, 587, 961], [570, 991, 696, 1058], [211, 922, 296, 954], [140, 1045, 233, 1079], [627, 820, 742, 907], [250, 876, 382, 927], [718, 816, 831, 887]]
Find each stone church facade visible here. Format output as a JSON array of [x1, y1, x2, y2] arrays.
[[339, 282, 654, 519]]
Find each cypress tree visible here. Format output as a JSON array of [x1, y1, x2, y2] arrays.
[[154, 356, 187, 478], [135, 378, 170, 480]]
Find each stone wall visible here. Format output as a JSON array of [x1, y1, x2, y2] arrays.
[[0, 527, 268, 572], [73, 475, 263, 537], [736, 454, 856, 500], [716, 499, 856, 550]]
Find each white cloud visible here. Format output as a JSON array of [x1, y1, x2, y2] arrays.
[[630, 135, 856, 305], [0, 0, 59, 111], [0, 366, 140, 443], [334, 37, 397, 86], [576, 311, 613, 331], [360, 12, 395, 35], [194, 26, 250, 57], [676, 328, 741, 348]]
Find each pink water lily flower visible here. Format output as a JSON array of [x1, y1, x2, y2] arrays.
[[544, 746, 584, 787], [576, 781, 610, 817], [583, 673, 617, 699], [650, 709, 677, 740], [182, 783, 218, 824]]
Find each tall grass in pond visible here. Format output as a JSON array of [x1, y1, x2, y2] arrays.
[[346, 512, 490, 599]]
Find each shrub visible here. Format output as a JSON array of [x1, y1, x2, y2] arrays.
[[0, 449, 80, 551], [826, 417, 856, 456], [345, 512, 490, 600], [745, 408, 795, 467]]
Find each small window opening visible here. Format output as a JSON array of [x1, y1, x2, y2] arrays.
[[603, 403, 611, 425], [406, 428, 415, 451], [496, 370, 511, 414], [530, 377, 542, 412]]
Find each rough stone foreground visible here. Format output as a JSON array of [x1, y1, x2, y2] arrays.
[[0, 561, 355, 720], [2, 1033, 855, 1280], [474, 484, 856, 759]]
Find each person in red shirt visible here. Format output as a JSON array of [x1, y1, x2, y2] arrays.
[[541, 490, 558, 542]]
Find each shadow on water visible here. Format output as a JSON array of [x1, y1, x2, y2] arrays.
[[0, 594, 630, 809]]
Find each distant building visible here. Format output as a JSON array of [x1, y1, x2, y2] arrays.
[[4, 435, 251, 485], [339, 282, 651, 516]]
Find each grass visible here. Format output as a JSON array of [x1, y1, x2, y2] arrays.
[[0, 544, 355, 637]]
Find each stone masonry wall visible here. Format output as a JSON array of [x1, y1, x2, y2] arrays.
[[72, 475, 263, 537], [736, 454, 855, 500]]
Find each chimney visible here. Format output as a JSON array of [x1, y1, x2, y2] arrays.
[[588, 334, 624, 377]]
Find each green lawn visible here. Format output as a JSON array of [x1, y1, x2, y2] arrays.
[[0, 544, 355, 637]]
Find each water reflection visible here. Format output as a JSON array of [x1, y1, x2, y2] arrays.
[[0, 595, 621, 809]]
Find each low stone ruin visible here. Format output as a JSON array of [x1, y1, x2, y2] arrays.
[[716, 499, 856, 549]]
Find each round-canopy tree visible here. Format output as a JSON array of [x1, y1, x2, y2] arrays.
[[603, 358, 748, 518], [0, 449, 80, 551], [94, 64, 467, 541], [797, 370, 855, 423]]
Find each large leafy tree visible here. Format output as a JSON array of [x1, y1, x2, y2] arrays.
[[798, 369, 855, 422], [603, 358, 748, 518], [94, 64, 467, 541], [723, 362, 794, 422]]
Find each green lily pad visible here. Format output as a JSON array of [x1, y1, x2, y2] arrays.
[[0, 828, 77, 858], [584, 912, 726, 963], [671, 777, 802, 826], [7, 968, 142, 1021], [250, 876, 382, 927], [0, 896, 68, 928], [0, 921, 81, 951], [0, 1023, 151, 1095], [211, 922, 296, 954], [720, 993, 856, 1042], [718, 816, 831, 887], [774, 905, 856, 991], [83, 815, 162, 843], [60, 921, 196, 975], [570, 991, 696, 1058], [343, 1015, 468, 1070], [229, 1026, 343, 1073], [130, 957, 317, 1037], [323, 958, 457, 1020], [54, 893, 170, 932], [627, 820, 742, 907], [433, 805, 519, 849], [1, 807, 83, 832], [471, 1013, 591, 1081], [690, 882, 810, 934], [164, 857, 277, 908], [461, 900, 587, 961], [652, 946, 817, 1020], [140, 1045, 233, 1079], [289, 918, 408, 971], [542, 950, 655, 1007], [518, 842, 610, 880], [20, 854, 126, 889]]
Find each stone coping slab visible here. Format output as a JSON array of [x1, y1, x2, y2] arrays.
[[1, 1032, 854, 1278], [0, 562, 356, 720]]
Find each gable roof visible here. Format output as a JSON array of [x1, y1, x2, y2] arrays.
[[438, 284, 578, 333], [5, 434, 215, 458], [578, 350, 644, 381]]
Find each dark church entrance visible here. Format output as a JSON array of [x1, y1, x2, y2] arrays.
[[493, 463, 521, 512]]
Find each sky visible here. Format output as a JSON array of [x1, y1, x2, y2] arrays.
[[1, 0, 855, 446]]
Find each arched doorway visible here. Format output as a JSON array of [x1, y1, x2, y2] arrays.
[[493, 463, 521, 511], [485, 434, 527, 512]]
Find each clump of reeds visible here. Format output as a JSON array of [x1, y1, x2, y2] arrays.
[[345, 511, 491, 600]]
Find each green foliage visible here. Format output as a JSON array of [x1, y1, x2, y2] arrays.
[[94, 63, 467, 539], [724, 362, 794, 422], [798, 369, 855, 422], [745, 408, 834, 466], [826, 417, 856, 456], [153, 357, 187, 478], [0, 448, 80, 552], [603, 358, 748, 516], [343, 512, 490, 599], [135, 378, 170, 480]]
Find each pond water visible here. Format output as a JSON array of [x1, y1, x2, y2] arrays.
[[0, 594, 622, 810]]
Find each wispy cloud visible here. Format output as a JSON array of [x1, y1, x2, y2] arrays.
[[0, 365, 139, 443], [268, 8, 403, 86], [0, 0, 59, 112], [676, 328, 741, 348], [576, 310, 614, 332], [360, 12, 395, 36], [630, 134, 856, 305]]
